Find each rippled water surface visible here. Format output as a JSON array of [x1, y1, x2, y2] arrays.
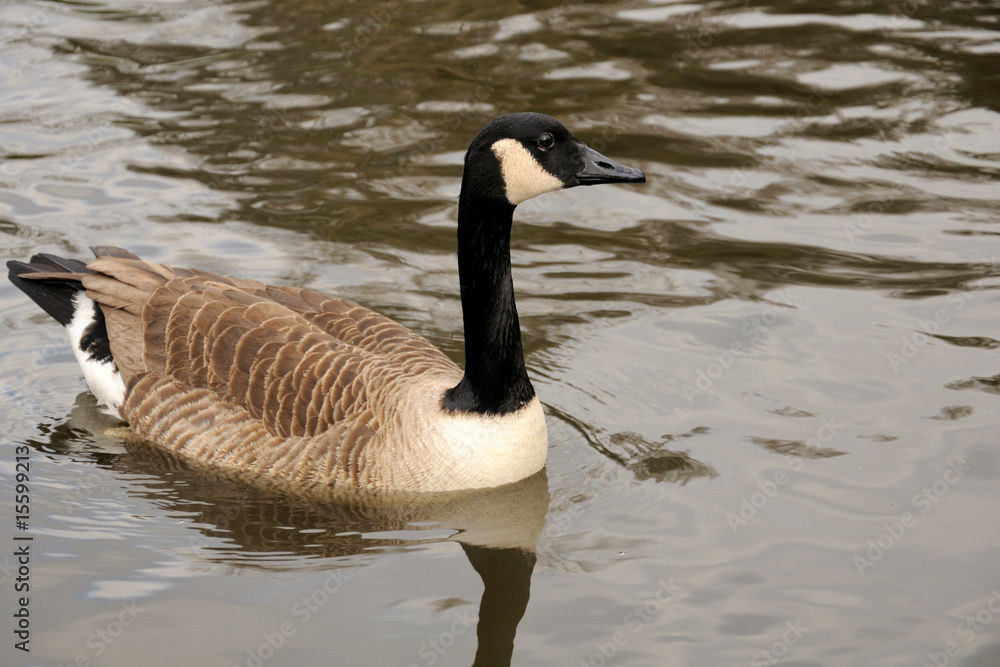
[[3, 0, 1000, 665]]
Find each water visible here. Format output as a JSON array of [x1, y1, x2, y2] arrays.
[[2, 0, 1000, 665]]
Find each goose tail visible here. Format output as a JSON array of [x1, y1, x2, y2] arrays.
[[7, 251, 126, 409]]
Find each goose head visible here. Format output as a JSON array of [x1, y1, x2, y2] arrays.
[[462, 112, 646, 206], [446, 113, 645, 417]]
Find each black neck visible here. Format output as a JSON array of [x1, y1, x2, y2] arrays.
[[442, 185, 535, 415]]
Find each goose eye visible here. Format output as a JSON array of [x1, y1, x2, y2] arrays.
[[536, 132, 555, 151]]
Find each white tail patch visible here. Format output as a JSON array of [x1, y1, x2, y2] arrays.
[[66, 292, 126, 410], [491, 138, 564, 205]]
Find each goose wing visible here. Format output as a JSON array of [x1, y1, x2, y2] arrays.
[[79, 247, 461, 486]]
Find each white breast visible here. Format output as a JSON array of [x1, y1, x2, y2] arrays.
[[370, 376, 549, 492]]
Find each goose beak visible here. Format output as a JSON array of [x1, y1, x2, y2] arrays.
[[574, 144, 646, 186]]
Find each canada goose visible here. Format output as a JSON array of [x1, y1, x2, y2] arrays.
[[7, 112, 645, 492]]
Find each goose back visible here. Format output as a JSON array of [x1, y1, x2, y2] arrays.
[[7, 113, 647, 492], [62, 248, 546, 491]]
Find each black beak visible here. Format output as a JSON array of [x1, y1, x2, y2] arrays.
[[574, 144, 646, 186]]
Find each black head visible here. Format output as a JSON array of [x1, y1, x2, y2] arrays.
[[463, 112, 646, 205]]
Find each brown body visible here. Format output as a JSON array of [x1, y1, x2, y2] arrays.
[[54, 247, 546, 492], [9, 113, 645, 493]]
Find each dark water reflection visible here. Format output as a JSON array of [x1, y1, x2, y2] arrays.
[[3, 0, 1000, 665], [26, 391, 545, 666]]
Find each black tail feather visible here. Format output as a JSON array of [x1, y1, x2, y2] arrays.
[[7, 253, 93, 327], [33, 253, 91, 273]]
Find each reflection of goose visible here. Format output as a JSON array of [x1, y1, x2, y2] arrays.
[[8, 113, 645, 493], [34, 391, 549, 667]]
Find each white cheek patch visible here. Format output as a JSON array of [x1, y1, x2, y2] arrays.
[[491, 138, 564, 205]]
